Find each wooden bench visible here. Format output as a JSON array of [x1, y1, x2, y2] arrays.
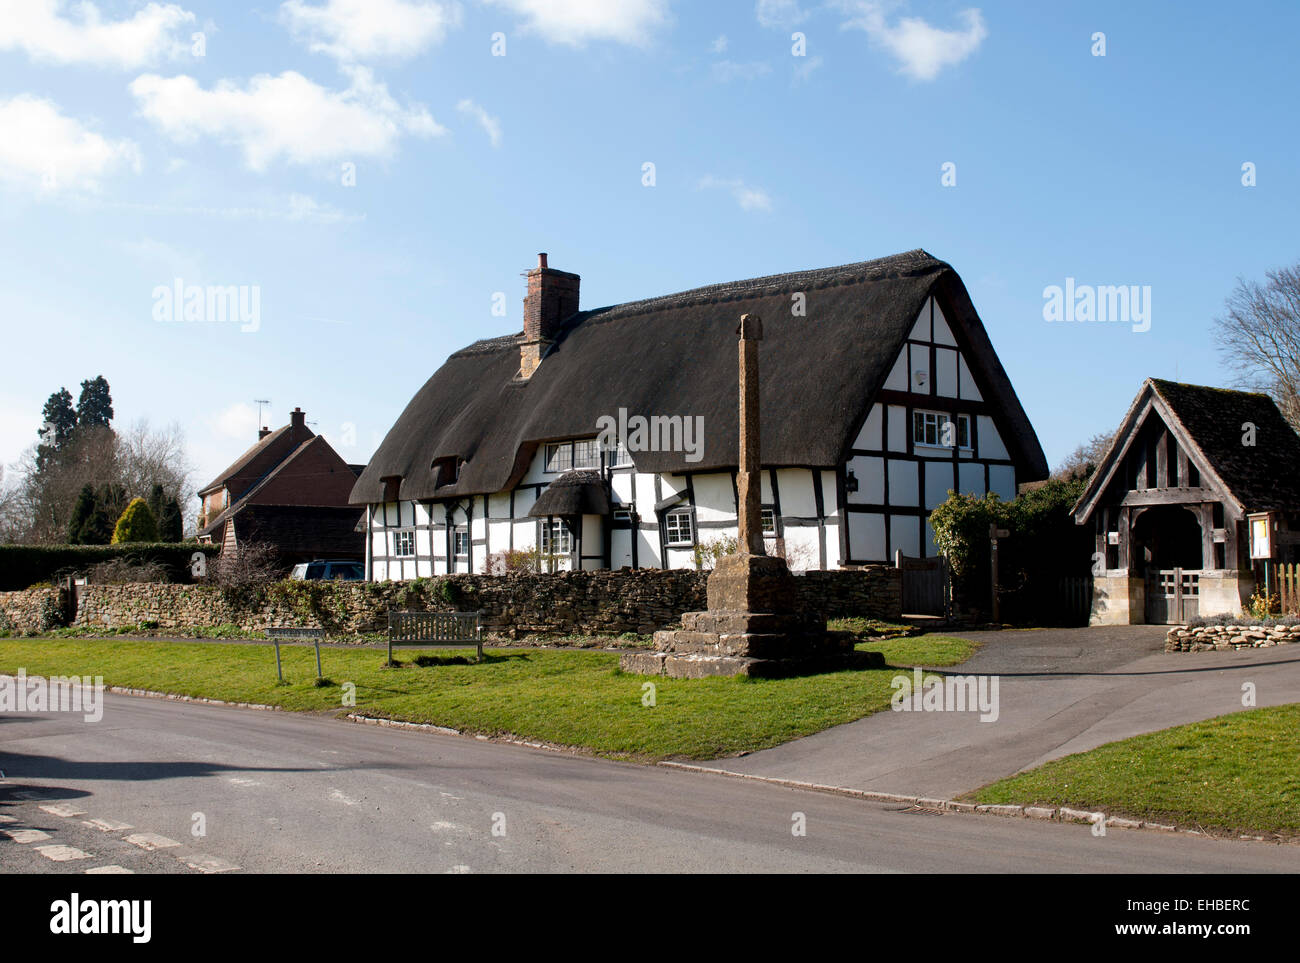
[[387, 610, 484, 664]]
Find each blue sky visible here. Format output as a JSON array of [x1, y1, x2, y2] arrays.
[[1, 0, 1297, 507]]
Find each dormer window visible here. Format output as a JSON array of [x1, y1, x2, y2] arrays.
[[432, 456, 462, 486]]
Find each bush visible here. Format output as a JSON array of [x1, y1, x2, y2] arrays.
[[929, 477, 1093, 624], [0, 543, 221, 591], [112, 498, 158, 544], [88, 557, 170, 584], [485, 548, 541, 574]]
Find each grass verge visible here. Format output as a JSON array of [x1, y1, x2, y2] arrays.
[[967, 704, 1300, 839], [0, 633, 977, 762]]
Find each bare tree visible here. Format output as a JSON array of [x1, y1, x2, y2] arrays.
[[207, 540, 283, 590], [1053, 431, 1115, 481], [1215, 262, 1300, 428], [3, 420, 194, 545], [116, 419, 193, 511]]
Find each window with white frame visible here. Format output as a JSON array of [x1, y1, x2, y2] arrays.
[[453, 526, 469, 557], [912, 410, 971, 449], [572, 439, 600, 469], [544, 442, 572, 473], [761, 507, 776, 535], [540, 518, 571, 555], [664, 509, 694, 546], [393, 530, 415, 557]]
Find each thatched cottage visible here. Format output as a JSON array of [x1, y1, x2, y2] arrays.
[[350, 250, 1048, 580]]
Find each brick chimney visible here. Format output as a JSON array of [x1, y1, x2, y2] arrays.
[[290, 407, 306, 430], [520, 253, 580, 379], [258, 426, 271, 440]]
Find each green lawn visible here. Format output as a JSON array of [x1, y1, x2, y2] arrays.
[[0, 633, 976, 762], [969, 704, 1300, 838]]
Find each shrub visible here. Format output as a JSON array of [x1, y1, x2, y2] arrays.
[[88, 557, 170, 584], [485, 548, 541, 574], [929, 477, 1092, 623], [208, 541, 281, 605], [112, 498, 158, 544], [693, 535, 737, 570], [37, 592, 68, 632], [0, 543, 220, 591]]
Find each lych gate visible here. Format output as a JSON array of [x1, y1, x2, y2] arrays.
[[1073, 379, 1300, 625]]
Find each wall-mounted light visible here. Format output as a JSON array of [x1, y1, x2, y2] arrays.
[[845, 469, 859, 493]]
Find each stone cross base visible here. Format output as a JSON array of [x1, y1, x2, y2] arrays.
[[619, 553, 884, 678]]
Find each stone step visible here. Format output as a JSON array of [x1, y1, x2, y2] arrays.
[[680, 611, 823, 635]]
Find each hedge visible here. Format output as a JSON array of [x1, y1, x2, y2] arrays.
[[0, 543, 222, 591]]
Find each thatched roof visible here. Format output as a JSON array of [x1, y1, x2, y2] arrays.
[[1073, 379, 1300, 521], [351, 249, 1047, 504], [528, 471, 610, 517]]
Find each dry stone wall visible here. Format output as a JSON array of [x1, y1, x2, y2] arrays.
[[60, 566, 901, 639], [1165, 620, 1300, 652]]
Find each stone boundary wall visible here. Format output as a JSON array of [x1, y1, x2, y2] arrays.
[[64, 566, 901, 639], [0, 586, 69, 634], [1166, 621, 1300, 652]]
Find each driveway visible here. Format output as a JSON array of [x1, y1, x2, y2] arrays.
[[715, 625, 1300, 798]]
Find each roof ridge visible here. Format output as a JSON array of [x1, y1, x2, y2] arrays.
[[446, 249, 947, 358], [578, 248, 944, 323]]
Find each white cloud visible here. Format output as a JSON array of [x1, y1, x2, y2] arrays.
[[712, 60, 771, 83], [207, 402, 260, 442], [481, 0, 669, 47], [281, 0, 461, 62], [456, 98, 502, 148], [756, 0, 807, 29], [129, 66, 444, 171], [0, 0, 195, 69], [699, 175, 772, 213], [710, 34, 728, 54], [837, 2, 986, 81], [0, 95, 140, 193]]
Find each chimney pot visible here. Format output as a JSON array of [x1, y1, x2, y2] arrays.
[[538, 252, 548, 269]]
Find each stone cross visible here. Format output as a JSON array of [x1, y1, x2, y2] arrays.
[[737, 313, 765, 556]]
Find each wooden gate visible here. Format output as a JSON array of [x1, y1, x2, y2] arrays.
[[1145, 569, 1199, 624], [898, 554, 949, 617]]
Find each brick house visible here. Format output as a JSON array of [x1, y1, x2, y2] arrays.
[[197, 407, 364, 566]]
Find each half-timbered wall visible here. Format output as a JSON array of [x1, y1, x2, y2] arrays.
[[839, 296, 1018, 564]]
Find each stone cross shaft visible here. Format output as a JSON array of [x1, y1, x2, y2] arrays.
[[737, 313, 765, 556]]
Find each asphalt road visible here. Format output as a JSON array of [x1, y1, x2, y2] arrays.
[[719, 626, 1300, 798], [1, 691, 1295, 873]]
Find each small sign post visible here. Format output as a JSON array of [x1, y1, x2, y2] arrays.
[[989, 523, 1010, 624]]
